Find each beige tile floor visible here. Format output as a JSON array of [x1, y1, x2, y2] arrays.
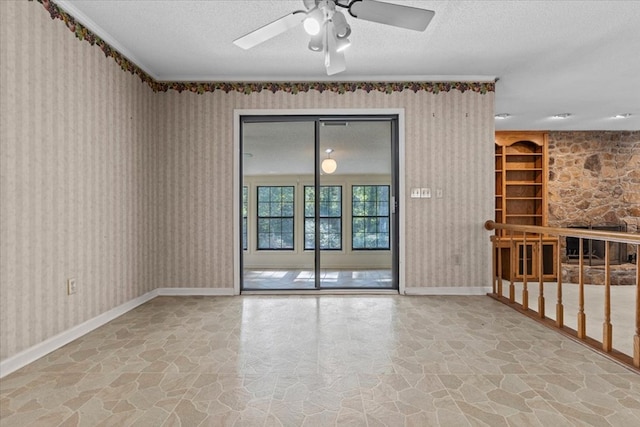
[[1, 295, 640, 426]]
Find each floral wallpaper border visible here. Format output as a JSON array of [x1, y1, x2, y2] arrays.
[[35, 0, 495, 95]]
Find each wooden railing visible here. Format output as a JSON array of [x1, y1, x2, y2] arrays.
[[484, 220, 640, 369]]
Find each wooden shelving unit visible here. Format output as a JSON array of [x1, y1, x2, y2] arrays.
[[494, 131, 556, 280]]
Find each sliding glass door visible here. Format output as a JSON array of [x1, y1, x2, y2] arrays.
[[240, 115, 397, 291]]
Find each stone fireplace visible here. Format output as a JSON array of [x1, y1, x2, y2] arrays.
[[565, 224, 627, 266], [547, 131, 639, 284]]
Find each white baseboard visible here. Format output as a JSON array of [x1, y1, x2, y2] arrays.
[[0, 287, 235, 378], [0, 289, 158, 379], [404, 286, 492, 296]]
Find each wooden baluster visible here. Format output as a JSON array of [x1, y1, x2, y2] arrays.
[[509, 230, 515, 303], [634, 244, 640, 368], [522, 233, 529, 310], [538, 234, 545, 318], [603, 241, 612, 352], [578, 238, 586, 339], [497, 233, 503, 297], [556, 236, 564, 328], [492, 236, 497, 295]]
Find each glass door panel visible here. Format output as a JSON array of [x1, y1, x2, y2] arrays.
[[318, 120, 394, 289], [240, 115, 398, 291], [241, 119, 316, 290]]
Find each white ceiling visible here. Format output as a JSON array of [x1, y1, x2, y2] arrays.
[[57, 0, 640, 130]]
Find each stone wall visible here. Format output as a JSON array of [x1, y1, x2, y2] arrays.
[[548, 131, 640, 229], [547, 131, 639, 271]]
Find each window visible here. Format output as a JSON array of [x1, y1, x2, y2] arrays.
[[257, 186, 294, 250], [242, 186, 248, 250], [304, 186, 342, 250], [352, 185, 390, 250]]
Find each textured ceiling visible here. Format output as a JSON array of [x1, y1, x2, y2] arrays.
[[57, 0, 640, 130]]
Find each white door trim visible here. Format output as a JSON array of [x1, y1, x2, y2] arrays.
[[233, 109, 406, 295]]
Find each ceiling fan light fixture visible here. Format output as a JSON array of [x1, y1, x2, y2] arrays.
[[331, 11, 351, 38], [308, 32, 324, 51], [303, 8, 324, 35], [234, 0, 436, 77]]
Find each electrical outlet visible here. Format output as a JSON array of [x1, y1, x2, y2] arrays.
[[436, 188, 443, 198], [421, 188, 431, 198], [410, 188, 421, 198], [67, 278, 77, 295]]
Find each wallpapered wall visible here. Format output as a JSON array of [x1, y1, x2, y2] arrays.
[[0, 1, 158, 360], [0, 0, 494, 362], [155, 90, 495, 290]]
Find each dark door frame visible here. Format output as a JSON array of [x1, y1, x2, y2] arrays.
[[237, 112, 401, 293]]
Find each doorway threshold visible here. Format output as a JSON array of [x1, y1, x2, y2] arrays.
[[241, 289, 399, 296]]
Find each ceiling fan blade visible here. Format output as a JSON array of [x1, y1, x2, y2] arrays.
[[233, 10, 306, 50], [325, 22, 346, 76], [349, 0, 435, 31]]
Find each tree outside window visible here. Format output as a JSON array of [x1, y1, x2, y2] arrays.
[[257, 186, 294, 250], [352, 185, 390, 250], [304, 186, 342, 250]]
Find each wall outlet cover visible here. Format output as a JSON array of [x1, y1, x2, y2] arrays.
[[67, 278, 77, 295], [421, 188, 431, 198], [410, 188, 421, 198]]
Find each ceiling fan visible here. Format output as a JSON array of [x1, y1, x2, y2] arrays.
[[233, 0, 435, 76]]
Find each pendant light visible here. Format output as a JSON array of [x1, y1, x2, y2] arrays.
[[321, 148, 337, 174]]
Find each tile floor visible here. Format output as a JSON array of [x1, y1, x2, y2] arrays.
[[243, 269, 392, 290], [2, 295, 640, 426]]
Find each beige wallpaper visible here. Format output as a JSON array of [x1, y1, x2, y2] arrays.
[[1, 0, 494, 363], [0, 1, 157, 360], [156, 89, 495, 290]]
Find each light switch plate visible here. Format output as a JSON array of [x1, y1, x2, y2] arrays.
[[436, 188, 443, 198], [410, 188, 421, 198], [67, 278, 77, 295], [421, 188, 431, 198]]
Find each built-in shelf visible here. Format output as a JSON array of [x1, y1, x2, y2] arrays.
[[494, 131, 554, 280]]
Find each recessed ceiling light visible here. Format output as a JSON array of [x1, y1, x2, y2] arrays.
[[551, 113, 571, 119], [495, 113, 510, 120], [613, 113, 632, 119]]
